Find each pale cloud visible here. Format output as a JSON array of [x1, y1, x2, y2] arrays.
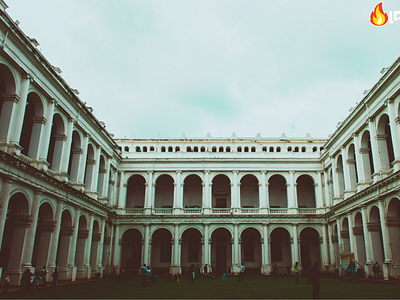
[[7, 0, 400, 139]]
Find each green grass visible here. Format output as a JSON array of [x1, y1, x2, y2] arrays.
[[1, 276, 398, 299]]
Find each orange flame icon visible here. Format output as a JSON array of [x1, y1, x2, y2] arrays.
[[370, 2, 388, 26]]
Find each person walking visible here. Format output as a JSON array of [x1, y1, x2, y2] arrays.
[[237, 262, 245, 282], [50, 267, 58, 292], [40, 266, 47, 293], [203, 264, 208, 279], [189, 264, 195, 283], [373, 262, 379, 280], [309, 262, 320, 299], [294, 262, 299, 284], [140, 264, 148, 287], [3, 274, 10, 293]]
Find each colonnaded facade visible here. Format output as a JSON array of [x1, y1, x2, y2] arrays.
[[0, 1, 399, 285]]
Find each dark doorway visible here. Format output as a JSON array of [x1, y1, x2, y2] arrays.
[[216, 246, 226, 274], [216, 198, 226, 208]]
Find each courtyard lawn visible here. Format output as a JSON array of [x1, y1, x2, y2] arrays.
[[1, 276, 399, 299]]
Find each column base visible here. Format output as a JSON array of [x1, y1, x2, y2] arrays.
[[0, 142, 8, 152], [364, 261, 373, 277], [58, 267, 69, 280], [7, 142, 22, 156], [173, 208, 182, 215], [96, 265, 104, 278], [261, 264, 271, 275], [7, 269, 22, 286], [390, 264, 400, 279], [37, 158, 50, 171], [203, 207, 211, 214], [356, 181, 371, 193], [170, 265, 180, 275], [383, 263, 391, 280], [392, 158, 400, 172], [372, 172, 382, 183], [343, 189, 356, 199], [85, 190, 98, 200], [84, 265, 91, 279], [68, 265, 77, 281], [144, 208, 152, 215], [231, 264, 240, 275]]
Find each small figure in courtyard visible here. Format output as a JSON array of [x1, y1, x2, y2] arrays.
[[222, 272, 227, 281], [140, 264, 148, 287], [189, 264, 195, 283], [50, 267, 58, 292], [273, 264, 277, 278], [151, 274, 158, 283], [3, 274, 10, 293], [282, 270, 286, 279], [294, 262, 299, 284], [40, 266, 47, 293], [203, 264, 208, 279], [309, 262, 320, 299], [373, 262, 379, 280], [237, 262, 245, 282], [307, 263, 313, 284], [119, 265, 126, 281], [21, 268, 32, 294]]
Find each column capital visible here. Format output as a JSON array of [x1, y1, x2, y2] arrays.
[[232, 170, 239, 174], [204, 170, 210, 174], [147, 170, 153, 174], [289, 170, 295, 174], [176, 170, 182, 174], [260, 170, 267, 174]]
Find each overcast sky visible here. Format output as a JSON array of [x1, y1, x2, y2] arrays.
[[7, 0, 400, 139]]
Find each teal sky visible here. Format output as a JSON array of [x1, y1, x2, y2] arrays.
[[8, 0, 400, 138]]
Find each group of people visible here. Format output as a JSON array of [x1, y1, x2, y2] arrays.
[[140, 264, 158, 287], [16, 266, 58, 294]]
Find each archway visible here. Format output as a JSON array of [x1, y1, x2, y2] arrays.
[[347, 144, 358, 190], [212, 175, 231, 209], [154, 175, 174, 208], [151, 228, 172, 275], [90, 220, 100, 277], [32, 203, 54, 270], [387, 198, 400, 277], [126, 175, 146, 208], [341, 218, 351, 253], [211, 228, 232, 275], [240, 175, 259, 208], [270, 228, 292, 272], [354, 212, 366, 266], [377, 114, 395, 171], [360, 130, 374, 181], [56, 210, 73, 280], [47, 114, 65, 172], [121, 228, 142, 274], [300, 228, 320, 270], [369, 206, 384, 265], [84, 144, 95, 191], [240, 228, 261, 274], [75, 215, 88, 279], [296, 175, 316, 208], [181, 228, 202, 274], [0, 64, 17, 142], [336, 155, 345, 197], [67, 131, 81, 183], [268, 175, 287, 208], [183, 175, 202, 208]]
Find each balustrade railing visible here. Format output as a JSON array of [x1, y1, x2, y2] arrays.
[[297, 208, 317, 214], [212, 208, 231, 214], [154, 208, 173, 215], [241, 208, 260, 214], [269, 208, 288, 214], [125, 208, 144, 215], [183, 208, 202, 214]]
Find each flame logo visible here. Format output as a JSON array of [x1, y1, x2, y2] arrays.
[[370, 2, 388, 26]]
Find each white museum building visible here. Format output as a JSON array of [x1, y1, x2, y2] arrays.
[[0, 1, 400, 285]]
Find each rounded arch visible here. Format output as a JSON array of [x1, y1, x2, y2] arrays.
[[296, 174, 316, 208], [121, 228, 143, 272], [9, 189, 31, 214], [211, 227, 232, 274], [32, 202, 54, 269], [347, 143, 359, 189], [0, 63, 17, 94], [68, 130, 82, 182], [151, 228, 173, 274], [120, 226, 144, 240], [47, 113, 66, 171], [240, 174, 259, 209], [299, 227, 320, 269], [212, 174, 231, 209], [270, 227, 292, 270], [154, 174, 175, 208], [183, 174, 202, 209], [376, 113, 395, 171], [239, 225, 263, 237], [209, 226, 234, 238], [240, 227, 262, 273], [126, 174, 146, 209], [150, 226, 174, 238], [387, 198, 400, 274], [336, 155, 345, 197], [360, 130, 374, 180], [268, 174, 288, 208], [181, 228, 203, 271]]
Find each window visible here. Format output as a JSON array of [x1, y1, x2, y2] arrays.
[[294, 147, 299, 152], [269, 147, 274, 152], [251, 146, 256, 152], [237, 146, 242, 152], [244, 146, 249, 152], [187, 146, 192, 152], [161, 146, 166, 152], [312, 147, 317, 152], [219, 146, 224, 152], [160, 236, 171, 263], [262, 146, 267, 152], [277, 147, 281, 152], [287, 147, 292, 152], [194, 146, 199, 152], [143, 146, 147, 152], [301, 146, 306, 152], [201, 146, 205, 152], [168, 146, 173, 152], [124, 146, 129, 152], [212, 147, 217, 152], [243, 235, 255, 262], [150, 146, 155, 151], [271, 236, 282, 262], [175, 146, 180, 152], [136, 146, 141, 152], [226, 146, 231, 152]]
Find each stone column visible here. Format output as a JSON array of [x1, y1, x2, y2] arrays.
[[96, 219, 106, 277], [322, 224, 330, 271], [173, 171, 182, 214], [37, 98, 55, 170], [378, 199, 392, 280], [88, 146, 101, 198], [143, 224, 150, 265], [84, 214, 94, 279], [0, 177, 13, 247], [315, 171, 324, 208], [171, 223, 180, 274], [144, 171, 153, 215], [203, 171, 211, 214], [27, 116, 45, 161], [46, 198, 64, 280], [323, 170, 330, 207], [0, 93, 20, 151], [232, 171, 239, 213], [347, 215, 357, 259], [99, 157, 110, 202], [232, 224, 239, 273], [112, 225, 120, 270], [59, 118, 74, 181], [117, 171, 127, 209], [77, 134, 89, 190], [21, 189, 42, 270], [287, 171, 296, 212], [329, 223, 337, 270], [388, 99, 400, 171], [262, 223, 270, 274], [8, 74, 30, 155], [336, 218, 343, 254], [68, 207, 81, 281], [204, 224, 209, 266], [367, 118, 382, 182], [352, 133, 368, 191], [361, 205, 373, 275], [340, 146, 353, 199], [292, 224, 299, 269]]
